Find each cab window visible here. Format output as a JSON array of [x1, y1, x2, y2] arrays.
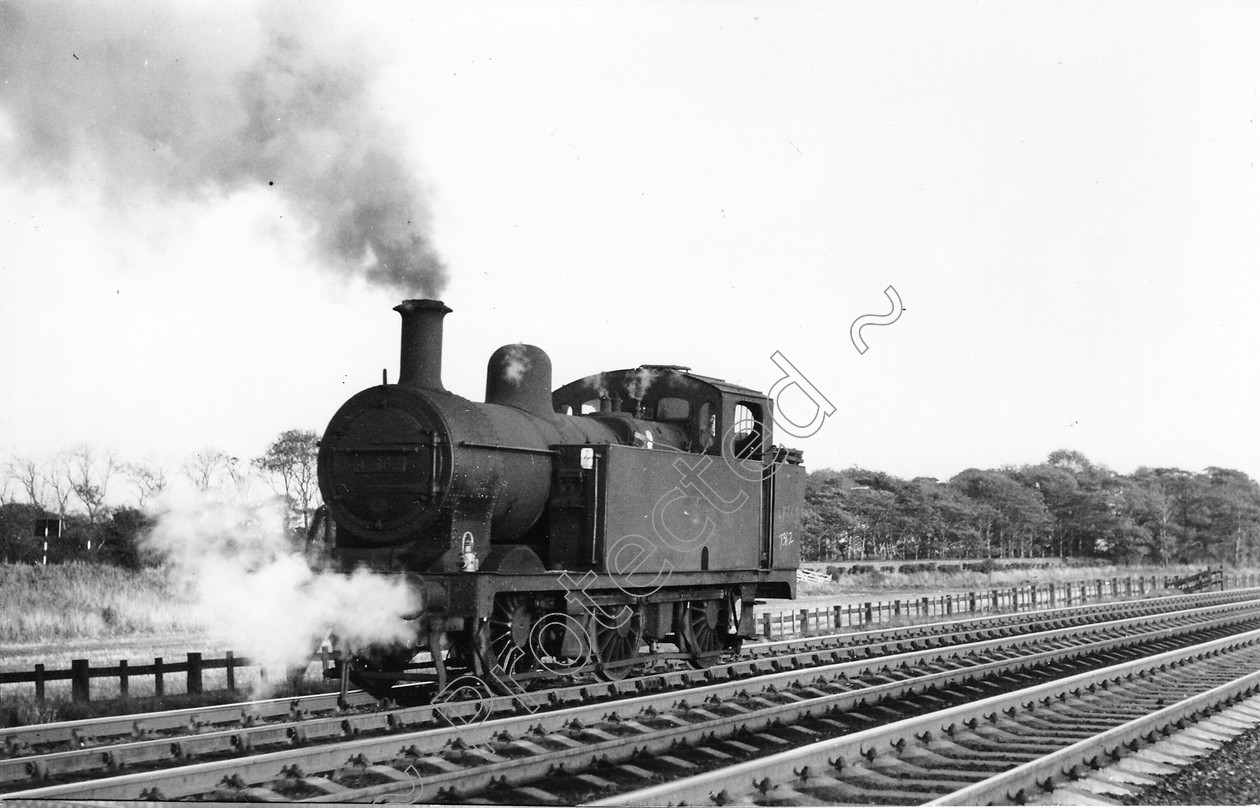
[[732, 402, 763, 459]]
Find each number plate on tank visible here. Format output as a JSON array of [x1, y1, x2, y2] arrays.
[[352, 455, 409, 473]]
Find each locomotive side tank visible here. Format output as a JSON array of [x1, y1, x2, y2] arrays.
[[315, 300, 804, 696]]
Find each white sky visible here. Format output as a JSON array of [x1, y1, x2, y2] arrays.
[[1, 1, 1258, 488]]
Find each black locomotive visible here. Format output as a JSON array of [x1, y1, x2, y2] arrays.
[[315, 300, 805, 696]]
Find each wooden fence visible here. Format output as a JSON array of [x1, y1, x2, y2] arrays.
[[764, 568, 1249, 639], [3, 569, 1253, 703], [0, 651, 322, 704]]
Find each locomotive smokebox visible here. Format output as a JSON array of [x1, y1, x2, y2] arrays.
[[395, 299, 452, 391], [486, 344, 554, 417]]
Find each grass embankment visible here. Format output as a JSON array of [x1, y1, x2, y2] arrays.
[[0, 562, 200, 644]]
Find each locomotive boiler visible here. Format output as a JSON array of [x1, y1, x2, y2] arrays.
[[316, 299, 805, 696]]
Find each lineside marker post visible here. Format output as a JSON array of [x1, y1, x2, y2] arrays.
[[154, 657, 164, 698], [119, 659, 129, 698], [71, 659, 89, 702], [187, 653, 202, 695], [226, 651, 236, 691], [34, 663, 45, 702]]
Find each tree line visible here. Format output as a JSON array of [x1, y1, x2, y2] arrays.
[[802, 450, 1260, 566], [0, 430, 320, 567], [5, 440, 1256, 569]]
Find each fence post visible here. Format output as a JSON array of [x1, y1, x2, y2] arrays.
[[187, 652, 203, 695], [119, 659, 129, 698], [154, 657, 164, 697], [34, 663, 46, 702], [71, 659, 90, 702]]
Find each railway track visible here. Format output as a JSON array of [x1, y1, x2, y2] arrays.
[[598, 629, 1260, 806], [3, 590, 1259, 802], [1, 589, 1250, 773], [3, 587, 1251, 763]]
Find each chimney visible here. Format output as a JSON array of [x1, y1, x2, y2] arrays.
[[395, 299, 452, 391]]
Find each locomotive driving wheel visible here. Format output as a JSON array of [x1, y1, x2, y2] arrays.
[[677, 595, 736, 668], [477, 594, 539, 693], [593, 604, 644, 681]]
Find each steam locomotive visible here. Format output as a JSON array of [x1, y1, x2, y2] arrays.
[[315, 300, 805, 697]]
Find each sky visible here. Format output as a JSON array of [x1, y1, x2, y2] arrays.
[[1, 0, 1258, 496]]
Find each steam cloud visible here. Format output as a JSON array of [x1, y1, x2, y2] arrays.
[[0, 1, 445, 296], [144, 490, 419, 672], [625, 367, 661, 401]]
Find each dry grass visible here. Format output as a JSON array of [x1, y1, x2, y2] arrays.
[[0, 562, 202, 644]]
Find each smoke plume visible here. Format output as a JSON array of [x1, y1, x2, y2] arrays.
[[0, 1, 445, 296], [144, 489, 419, 673]]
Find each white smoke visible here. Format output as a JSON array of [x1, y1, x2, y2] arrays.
[[144, 488, 419, 673], [625, 367, 660, 401]]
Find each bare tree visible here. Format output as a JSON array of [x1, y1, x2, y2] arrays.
[[254, 429, 321, 531], [123, 460, 168, 509], [68, 444, 117, 522], [183, 447, 231, 493], [0, 463, 11, 506], [224, 454, 262, 500], [10, 456, 47, 509], [45, 452, 75, 518]]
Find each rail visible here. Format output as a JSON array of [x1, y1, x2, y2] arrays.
[[5, 570, 1254, 704]]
